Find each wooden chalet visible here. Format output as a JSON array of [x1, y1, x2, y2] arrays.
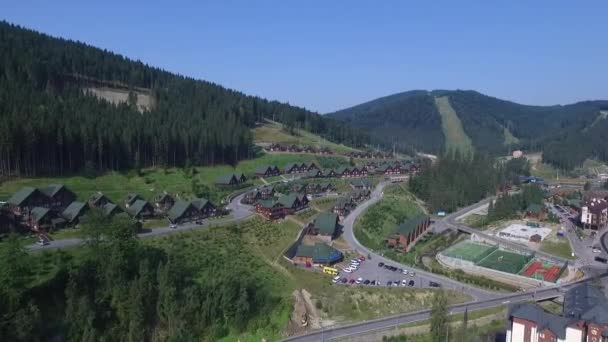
[[278, 193, 309, 214], [307, 182, 334, 194], [244, 185, 275, 204], [126, 199, 155, 219], [7, 187, 51, 217], [89, 192, 112, 208], [102, 203, 123, 218], [293, 242, 343, 266], [376, 163, 401, 175], [333, 197, 355, 217], [284, 162, 304, 174], [287, 144, 302, 153], [153, 192, 175, 214], [40, 184, 76, 212], [255, 200, 285, 220], [215, 173, 247, 186], [191, 198, 216, 218], [304, 169, 324, 178], [168, 200, 202, 224], [349, 189, 371, 202], [306, 212, 339, 242], [322, 168, 337, 178], [61, 201, 89, 226], [334, 166, 352, 178], [26, 207, 53, 231], [318, 147, 333, 155], [350, 178, 373, 190], [124, 193, 143, 208], [254, 165, 281, 177], [386, 215, 431, 253], [306, 161, 319, 172]]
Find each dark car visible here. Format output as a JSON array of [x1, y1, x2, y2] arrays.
[[387, 281, 393, 286], [391, 266, 398, 272], [349, 279, 356, 284], [384, 265, 391, 269], [363, 280, 371, 285], [408, 280, 415, 287], [398, 268, 403, 273], [341, 278, 348, 283], [370, 280, 376, 285], [429, 281, 441, 288], [195, 220, 203, 224], [378, 262, 384, 267]]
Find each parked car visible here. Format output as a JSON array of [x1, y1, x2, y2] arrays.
[[363, 279, 371, 285], [343, 268, 352, 273], [387, 281, 393, 286], [341, 278, 348, 283], [170, 223, 177, 229], [36, 239, 49, 246], [429, 281, 441, 288], [401, 269, 408, 275], [390, 266, 398, 272], [409, 271, 416, 277], [408, 280, 415, 287], [358, 256, 366, 261], [332, 276, 340, 283], [401, 280, 407, 286], [356, 277, 363, 284], [370, 280, 376, 285], [378, 262, 385, 267], [349, 279, 356, 284]]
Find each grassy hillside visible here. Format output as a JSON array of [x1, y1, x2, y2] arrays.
[[434, 96, 474, 155], [253, 120, 360, 154], [0, 152, 346, 204]]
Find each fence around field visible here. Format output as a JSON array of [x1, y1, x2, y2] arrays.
[[441, 240, 497, 263]]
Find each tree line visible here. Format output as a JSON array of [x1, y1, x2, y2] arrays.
[[486, 184, 544, 224], [408, 153, 531, 213], [0, 212, 283, 341], [0, 21, 369, 177]]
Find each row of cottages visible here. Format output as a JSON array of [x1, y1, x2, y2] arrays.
[[215, 173, 247, 187], [284, 161, 319, 175], [288, 181, 334, 195], [333, 166, 369, 178], [332, 197, 357, 218], [254, 165, 281, 178], [386, 215, 431, 253], [348, 151, 394, 159], [292, 242, 343, 267], [7, 185, 77, 217], [306, 212, 340, 242], [167, 198, 217, 224], [243, 185, 275, 204], [266, 144, 333, 155], [254, 193, 309, 220]]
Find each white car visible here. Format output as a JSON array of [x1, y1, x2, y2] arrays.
[[36, 239, 49, 246], [401, 269, 408, 275], [401, 280, 407, 286], [343, 268, 352, 273], [592, 248, 602, 254], [332, 276, 341, 283], [376, 281, 381, 286], [170, 223, 177, 229], [356, 277, 363, 284], [410, 271, 416, 277]]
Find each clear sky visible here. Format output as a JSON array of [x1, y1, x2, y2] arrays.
[[2, 1, 607, 113]]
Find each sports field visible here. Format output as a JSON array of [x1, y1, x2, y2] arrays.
[[477, 249, 532, 274], [442, 241, 497, 263], [520, 260, 563, 282]]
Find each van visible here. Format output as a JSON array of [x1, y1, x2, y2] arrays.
[[323, 266, 339, 276], [595, 256, 608, 264]]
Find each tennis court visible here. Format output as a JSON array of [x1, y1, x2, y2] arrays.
[[477, 249, 532, 274], [520, 260, 563, 282], [443, 241, 497, 263]]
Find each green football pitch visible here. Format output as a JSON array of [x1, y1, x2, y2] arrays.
[[442, 241, 496, 263], [477, 249, 531, 274]]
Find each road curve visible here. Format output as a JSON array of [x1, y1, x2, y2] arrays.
[[341, 182, 498, 301]]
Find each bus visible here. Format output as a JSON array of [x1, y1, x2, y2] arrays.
[[322, 266, 338, 276]]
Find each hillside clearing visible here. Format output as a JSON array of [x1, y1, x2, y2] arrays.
[[434, 96, 474, 155], [254, 120, 360, 155], [503, 126, 520, 145]]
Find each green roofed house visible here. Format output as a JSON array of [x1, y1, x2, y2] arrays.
[[333, 197, 355, 217], [215, 173, 247, 186], [334, 166, 352, 178], [124, 193, 143, 208], [89, 192, 111, 208], [304, 169, 324, 179], [255, 165, 281, 177], [7, 187, 50, 216], [153, 192, 175, 214], [61, 201, 89, 225], [284, 162, 303, 174], [322, 168, 337, 178], [168, 200, 201, 224], [40, 184, 76, 211], [278, 193, 308, 213], [126, 199, 155, 219], [191, 198, 216, 218], [26, 206, 52, 231], [102, 203, 122, 218], [307, 212, 339, 242], [525, 203, 546, 221], [255, 199, 285, 220], [386, 215, 431, 253], [350, 178, 373, 190], [292, 242, 343, 266]]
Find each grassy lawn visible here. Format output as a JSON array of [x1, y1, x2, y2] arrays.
[[354, 184, 423, 251], [434, 96, 474, 156], [253, 120, 360, 155], [295, 208, 319, 224], [311, 197, 338, 212], [540, 239, 575, 259]]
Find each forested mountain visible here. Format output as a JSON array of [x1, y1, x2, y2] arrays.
[[328, 90, 608, 169], [0, 21, 368, 176]]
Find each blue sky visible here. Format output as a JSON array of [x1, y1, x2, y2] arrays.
[[2, 1, 607, 113]]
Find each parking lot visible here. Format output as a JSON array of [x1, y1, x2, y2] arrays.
[[331, 256, 439, 289]]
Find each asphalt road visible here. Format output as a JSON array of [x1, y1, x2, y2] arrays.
[[340, 182, 498, 301]]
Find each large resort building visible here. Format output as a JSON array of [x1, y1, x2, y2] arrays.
[[506, 283, 608, 342], [386, 215, 431, 253]]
